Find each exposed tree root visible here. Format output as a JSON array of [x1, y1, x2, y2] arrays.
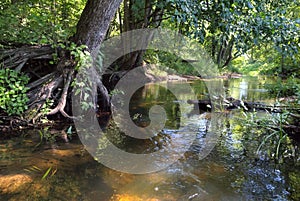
[[1, 45, 74, 123], [1, 44, 111, 129], [45, 69, 75, 119], [26, 73, 63, 123]]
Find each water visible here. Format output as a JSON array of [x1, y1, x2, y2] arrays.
[[0, 76, 299, 201]]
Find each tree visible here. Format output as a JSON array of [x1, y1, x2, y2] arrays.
[[126, 0, 299, 69], [72, 0, 123, 112], [74, 0, 122, 51], [0, 0, 122, 123], [105, 0, 299, 71], [107, 0, 167, 70]]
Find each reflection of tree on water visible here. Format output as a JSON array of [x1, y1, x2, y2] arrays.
[[225, 77, 271, 102], [239, 79, 248, 100], [129, 85, 181, 130], [224, 79, 230, 98], [95, 84, 184, 154]]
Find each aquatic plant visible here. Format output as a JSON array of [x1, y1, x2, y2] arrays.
[[42, 166, 57, 180], [24, 165, 57, 180], [238, 110, 298, 163]]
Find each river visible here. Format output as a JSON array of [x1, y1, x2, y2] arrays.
[[0, 76, 299, 201]]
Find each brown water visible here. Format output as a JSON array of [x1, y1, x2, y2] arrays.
[[0, 76, 299, 201]]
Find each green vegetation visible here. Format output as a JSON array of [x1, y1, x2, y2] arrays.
[[0, 68, 29, 115], [265, 76, 300, 99], [235, 110, 297, 163], [1, 0, 299, 72], [0, 0, 86, 45], [144, 51, 199, 76], [0, 0, 298, 155], [0, 1, 299, 200]]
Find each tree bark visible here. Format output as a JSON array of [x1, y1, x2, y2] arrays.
[[73, 0, 123, 112], [74, 0, 123, 51]]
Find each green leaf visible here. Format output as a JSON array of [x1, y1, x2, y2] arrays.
[[42, 167, 52, 180]]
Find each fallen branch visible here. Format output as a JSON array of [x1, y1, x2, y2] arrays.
[[0, 45, 54, 69]]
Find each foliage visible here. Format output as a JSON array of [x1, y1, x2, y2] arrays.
[[144, 50, 199, 76], [240, 43, 300, 77], [71, 46, 104, 111], [239, 111, 297, 163], [72, 51, 94, 111], [110, 0, 299, 70], [0, 68, 29, 115], [0, 0, 86, 45], [51, 42, 88, 66], [230, 58, 278, 76], [39, 99, 55, 123], [265, 76, 300, 98], [161, 0, 300, 68], [36, 127, 56, 146], [231, 1, 300, 75]]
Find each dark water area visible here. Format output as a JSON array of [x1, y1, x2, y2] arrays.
[[0, 76, 299, 201]]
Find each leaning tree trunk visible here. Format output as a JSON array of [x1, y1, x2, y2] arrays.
[[73, 0, 123, 112], [74, 0, 123, 51], [0, 0, 122, 126]]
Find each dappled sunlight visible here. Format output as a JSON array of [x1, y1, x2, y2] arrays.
[[111, 193, 160, 201], [0, 174, 32, 194], [0, 0, 299, 199], [101, 168, 136, 189]]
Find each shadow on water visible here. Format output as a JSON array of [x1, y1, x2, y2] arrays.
[[0, 76, 299, 201]]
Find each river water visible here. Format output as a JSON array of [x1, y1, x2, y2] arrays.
[[0, 76, 299, 201]]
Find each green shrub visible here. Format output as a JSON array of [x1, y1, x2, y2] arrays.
[[0, 68, 29, 115], [265, 76, 300, 98]]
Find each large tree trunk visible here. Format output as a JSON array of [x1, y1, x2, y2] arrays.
[[0, 0, 122, 127], [74, 0, 123, 51], [73, 0, 123, 112]]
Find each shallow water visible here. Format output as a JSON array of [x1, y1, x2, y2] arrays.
[[0, 76, 299, 201]]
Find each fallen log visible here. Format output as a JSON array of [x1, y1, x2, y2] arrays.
[[187, 99, 212, 112], [187, 97, 300, 113]]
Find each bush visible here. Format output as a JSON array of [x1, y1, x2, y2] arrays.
[[265, 76, 300, 98], [0, 68, 29, 115]]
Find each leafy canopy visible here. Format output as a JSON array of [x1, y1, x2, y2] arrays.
[[0, 0, 86, 45]]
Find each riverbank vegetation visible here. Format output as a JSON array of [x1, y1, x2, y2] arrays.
[[0, 0, 299, 162]]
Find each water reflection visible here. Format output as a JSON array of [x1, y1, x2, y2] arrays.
[[0, 76, 299, 200]]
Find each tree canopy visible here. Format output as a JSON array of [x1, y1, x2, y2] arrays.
[[104, 0, 299, 70]]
